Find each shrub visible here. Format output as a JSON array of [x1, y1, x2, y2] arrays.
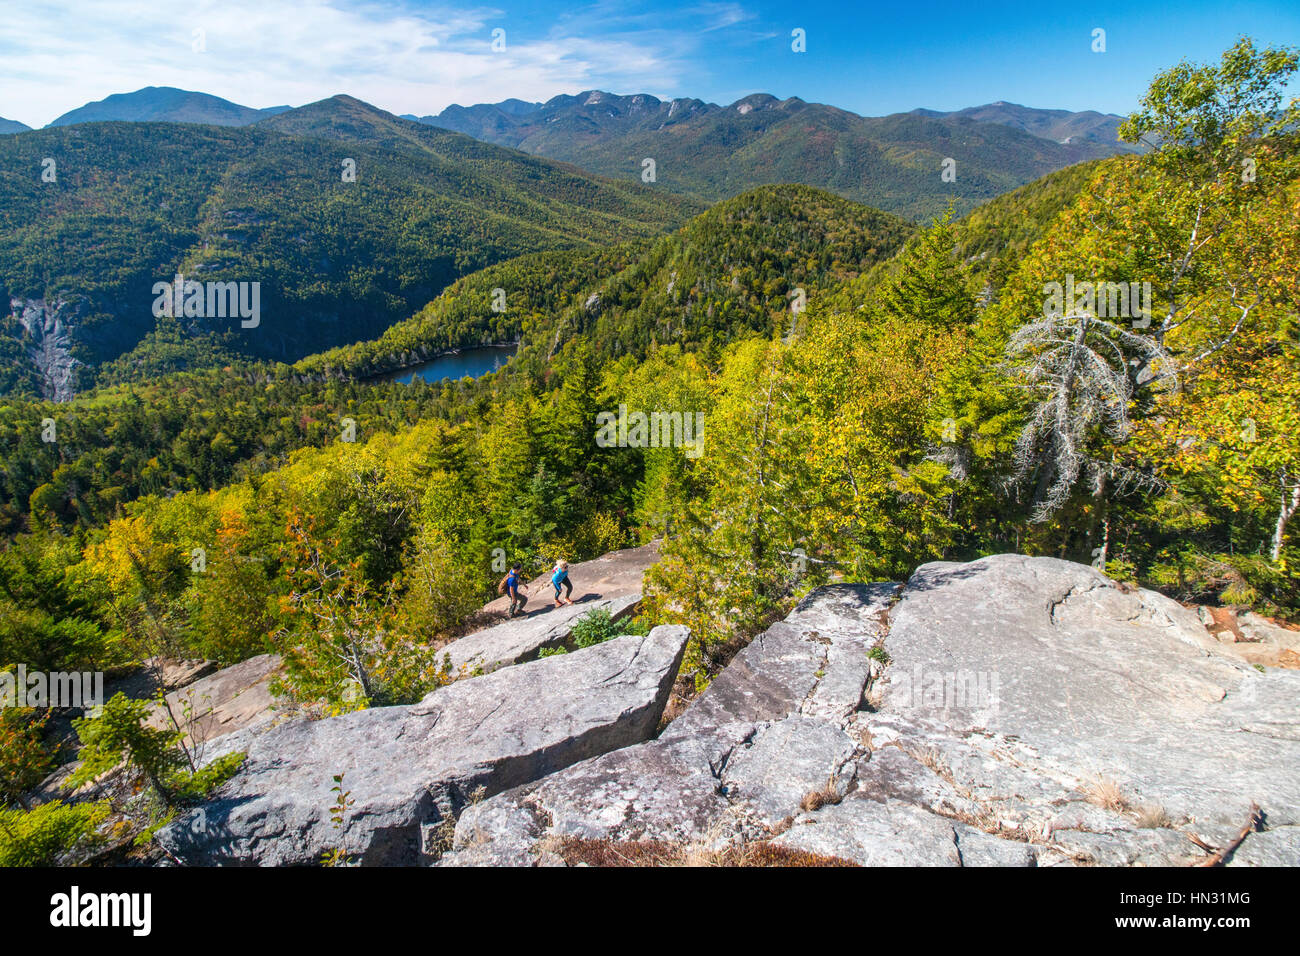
[[0, 800, 109, 866], [570, 609, 619, 648], [0, 708, 54, 809], [66, 693, 185, 801], [168, 752, 247, 802], [569, 608, 648, 649], [66, 693, 248, 807]]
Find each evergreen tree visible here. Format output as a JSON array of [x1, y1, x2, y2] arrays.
[[875, 208, 976, 330]]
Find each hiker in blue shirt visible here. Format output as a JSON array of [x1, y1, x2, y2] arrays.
[[500, 564, 528, 618], [552, 559, 574, 607]]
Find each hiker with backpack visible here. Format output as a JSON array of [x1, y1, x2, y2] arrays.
[[552, 559, 574, 607], [499, 563, 529, 617]]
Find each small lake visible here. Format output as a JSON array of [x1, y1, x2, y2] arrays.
[[383, 344, 517, 384]]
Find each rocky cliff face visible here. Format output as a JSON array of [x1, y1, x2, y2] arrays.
[[11, 296, 81, 401]]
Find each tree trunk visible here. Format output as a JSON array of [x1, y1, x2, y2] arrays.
[[1087, 468, 1108, 561], [1271, 474, 1300, 564]]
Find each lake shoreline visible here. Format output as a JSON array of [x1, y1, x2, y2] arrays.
[[371, 341, 520, 385]]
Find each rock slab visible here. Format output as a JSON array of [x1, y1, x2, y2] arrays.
[[840, 554, 1300, 866], [440, 593, 641, 676], [441, 584, 898, 865], [444, 557, 1300, 867], [156, 626, 689, 866], [147, 653, 283, 748]]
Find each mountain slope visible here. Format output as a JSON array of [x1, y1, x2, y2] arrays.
[[0, 98, 702, 398], [416, 90, 1135, 220], [953, 159, 1107, 287], [47, 87, 289, 127], [299, 162, 1101, 385], [0, 118, 31, 134], [561, 183, 912, 354], [299, 183, 913, 380], [914, 102, 1138, 151]]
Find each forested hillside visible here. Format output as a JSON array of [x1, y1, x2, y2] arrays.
[[952, 161, 1104, 285], [0, 98, 700, 397], [0, 183, 908, 534]]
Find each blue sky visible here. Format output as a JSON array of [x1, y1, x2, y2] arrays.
[[3, 0, 1298, 127]]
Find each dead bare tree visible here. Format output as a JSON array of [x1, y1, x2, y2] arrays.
[[1004, 310, 1177, 534]]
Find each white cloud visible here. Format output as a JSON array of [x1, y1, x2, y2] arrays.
[[0, 0, 735, 126]]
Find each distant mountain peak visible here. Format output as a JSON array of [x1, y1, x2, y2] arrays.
[[320, 93, 375, 109], [496, 98, 542, 116], [46, 87, 291, 128], [262, 94, 400, 125], [732, 93, 780, 114], [667, 97, 705, 119], [251, 94, 449, 151]]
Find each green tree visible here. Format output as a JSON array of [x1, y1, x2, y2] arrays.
[[0, 708, 53, 810], [273, 512, 447, 709], [396, 529, 482, 642], [66, 693, 186, 803], [186, 510, 278, 664], [874, 208, 976, 331]]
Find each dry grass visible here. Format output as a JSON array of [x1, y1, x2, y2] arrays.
[[1136, 803, 1172, 829], [423, 817, 457, 858], [549, 836, 858, 868], [1083, 776, 1131, 813], [914, 746, 952, 780], [656, 679, 697, 731], [799, 777, 843, 812], [422, 786, 488, 860], [853, 723, 876, 750]]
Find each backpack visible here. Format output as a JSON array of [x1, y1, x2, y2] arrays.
[[497, 574, 510, 595]]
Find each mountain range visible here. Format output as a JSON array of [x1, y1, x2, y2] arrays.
[[410, 90, 1139, 219], [909, 101, 1131, 150], [413, 91, 1133, 156], [6, 87, 1138, 220]]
